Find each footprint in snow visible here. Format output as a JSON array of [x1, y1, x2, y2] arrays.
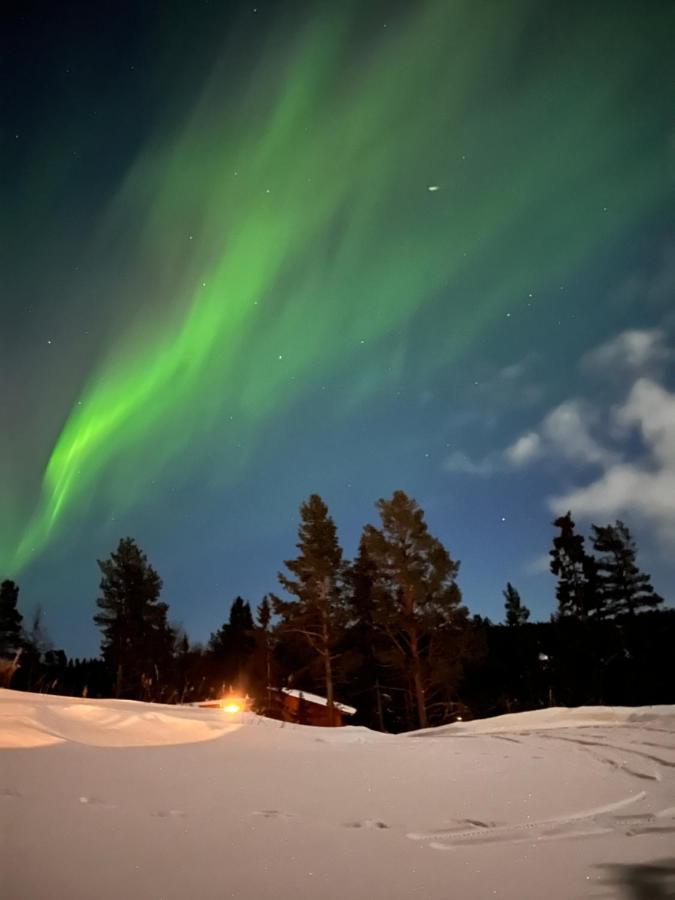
[[79, 796, 117, 810], [0, 787, 21, 798], [344, 819, 390, 830], [151, 809, 186, 819], [252, 809, 296, 821]]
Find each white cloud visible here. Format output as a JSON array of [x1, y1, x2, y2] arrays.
[[505, 432, 541, 466], [444, 451, 499, 477], [617, 377, 675, 466], [581, 328, 670, 375], [498, 360, 528, 381], [541, 400, 615, 466], [505, 399, 614, 470], [446, 329, 672, 500], [523, 553, 551, 576], [550, 378, 675, 548]]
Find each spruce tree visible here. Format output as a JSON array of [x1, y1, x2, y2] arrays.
[[94, 537, 172, 699], [0, 580, 23, 657], [503, 583, 530, 627], [550, 513, 602, 620], [256, 596, 273, 712], [347, 535, 386, 731], [591, 521, 663, 616], [363, 490, 465, 730], [274, 494, 347, 723], [208, 597, 256, 691]]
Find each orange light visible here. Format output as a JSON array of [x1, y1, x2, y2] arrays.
[[222, 702, 241, 714]]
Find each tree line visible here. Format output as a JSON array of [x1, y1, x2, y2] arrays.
[[1, 492, 672, 731]]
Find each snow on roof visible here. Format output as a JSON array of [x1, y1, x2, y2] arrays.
[[278, 687, 356, 716]]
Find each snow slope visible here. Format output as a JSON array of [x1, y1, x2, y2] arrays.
[[2, 690, 674, 900]]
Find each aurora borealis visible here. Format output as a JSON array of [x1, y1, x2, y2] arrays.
[[3, 0, 674, 652]]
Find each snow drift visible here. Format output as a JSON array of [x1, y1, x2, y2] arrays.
[[1, 689, 674, 899]]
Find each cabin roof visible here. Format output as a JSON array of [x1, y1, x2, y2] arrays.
[[276, 687, 356, 716]]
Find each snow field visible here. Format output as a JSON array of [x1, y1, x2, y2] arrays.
[[1, 690, 674, 899]]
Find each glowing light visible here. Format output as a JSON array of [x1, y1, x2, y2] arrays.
[[222, 702, 241, 714]]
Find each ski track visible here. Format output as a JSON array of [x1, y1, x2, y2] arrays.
[[407, 793, 675, 849], [407, 791, 647, 845], [407, 725, 675, 852], [537, 732, 675, 769]]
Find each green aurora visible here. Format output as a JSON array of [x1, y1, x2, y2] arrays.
[[4, 0, 673, 573]]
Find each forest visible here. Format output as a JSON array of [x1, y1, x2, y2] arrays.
[[1, 491, 672, 732]]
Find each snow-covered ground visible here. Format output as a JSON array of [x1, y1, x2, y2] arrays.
[[1, 690, 674, 899]]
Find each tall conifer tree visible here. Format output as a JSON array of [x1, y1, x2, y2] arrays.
[[550, 513, 602, 620], [347, 535, 386, 731], [503, 583, 530, 627], [274, 495, 347, 723], [0, 580, 23, 657], [94, 537, 172, 699], [363, 491, 464, 730], [591, 521, 663, 616], [209, 597, 256, 691]]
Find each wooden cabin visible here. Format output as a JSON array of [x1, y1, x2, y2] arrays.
[[267, 687, 356, 727]]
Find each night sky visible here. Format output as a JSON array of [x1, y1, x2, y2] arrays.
[[2, 0, 674, 656]]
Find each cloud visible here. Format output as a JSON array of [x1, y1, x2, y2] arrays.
[[523, 553, 551, 576], [581, 328, 671, 375], [505, 432, 541, 466], [550, 378, 675, 547], [506, 399, 615, 470], [451, 397, 612, 477], [444, 451, 500, 477], [542, 401, 615, 466], [444, 326, 675, 552], [447, 328, 671, 491]]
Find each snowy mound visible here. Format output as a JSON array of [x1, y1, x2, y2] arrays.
[[2, 690, 674, 900], [409, 704, 675, 737], [0, 689, 243, 748]]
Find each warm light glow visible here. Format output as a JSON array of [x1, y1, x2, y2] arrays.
[[222, 702, 241, 714]]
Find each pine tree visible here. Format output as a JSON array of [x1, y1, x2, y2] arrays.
[[550, 513, 602, 620], [93, 537, 172, 699], [274, 494, 347, 724], [347, 535, 386, 731], [0, 579, 23, 657], [363, 490, 465, 730], [19, 606, 54, 691], [503, 583, 530, 627], [256, 596, 273, 713], [208, 597, 256, 692], [591, 521, 664, 616]]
